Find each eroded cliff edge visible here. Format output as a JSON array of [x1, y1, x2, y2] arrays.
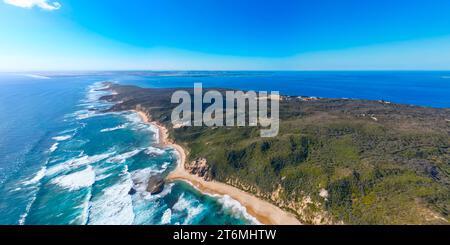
[[101, 83, 450, 224]]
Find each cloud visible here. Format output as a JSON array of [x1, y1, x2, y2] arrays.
[[4, 0, 61, 11]]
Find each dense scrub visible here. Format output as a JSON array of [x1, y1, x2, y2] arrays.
[[104, 84, 450, 224]]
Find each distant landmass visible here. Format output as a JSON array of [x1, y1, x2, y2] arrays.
[[102, 83, 450, 224]]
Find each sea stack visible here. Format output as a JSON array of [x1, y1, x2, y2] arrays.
[[146, 175, 165, 195]]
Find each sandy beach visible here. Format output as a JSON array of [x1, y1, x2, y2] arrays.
[[136, 110, 301, 225]]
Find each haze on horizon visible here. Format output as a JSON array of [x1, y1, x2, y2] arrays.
[[1, 0, 450, 71]]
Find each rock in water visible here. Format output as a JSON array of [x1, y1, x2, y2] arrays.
[[146, 176, 165, 194], [128, 187, 137, 195]]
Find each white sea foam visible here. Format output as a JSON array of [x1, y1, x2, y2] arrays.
[[76, 111, 97, 120], [79, 81, 117, 112], [130, 163, 171, 192], [151, 126, 160, 143], [46, 152, 114, 176], [216, 195, 260, 225], [143, 183, 174, 201], [19, 180, 44, 225], [86, 82, 110, 98], [186, 206, 204, 224], [95, 172, 113, 182], [172, 193, 205, 224], [58, 127, 78, 135], [65, 109, 90, 120], [18, 195, 36, 225], [161, 162, 170, 171], [23, 166, 47, 186], [172, 194, 191, 211], [71, 81, 117, 120], [107, 149, 142, 163], [52, 135, 72, 141], [100, 124, 128, 133], [143, 162, 172, 176], [124, 113, 142, 124], [19, 164, 49, 224], [130, 164, 170, 194], [122, 165, 129, 175], [49, 143, 59, 153], [130, 167, 160, 193], [161, 209, 172, 224], [94, 158, 130, 182], [88, 172, 135, 225], [94, 163, 119, 176], [89, 81, 113, 92], [182, 181, 260, 224], [130, 168, 151, 191], [169, 148, 183, 166], [51, 166, 96, 191], [161, 162, 170, 170], [79, 188, 93, 225], [124, 113, 159, 140], [145, 146, 166, 155]]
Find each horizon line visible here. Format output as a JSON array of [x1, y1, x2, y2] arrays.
[[1, 69, 450, 73]]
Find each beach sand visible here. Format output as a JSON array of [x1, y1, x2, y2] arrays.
[[136, 110, 301, 225]]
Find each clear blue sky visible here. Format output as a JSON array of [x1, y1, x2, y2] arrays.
[[1, 0, 450, 71]]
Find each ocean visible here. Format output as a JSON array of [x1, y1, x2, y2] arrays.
[[0, 71, 449, 225]]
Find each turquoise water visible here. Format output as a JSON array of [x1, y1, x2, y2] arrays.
[[0, 75, 257, 225], [0, 71, 449, 225]]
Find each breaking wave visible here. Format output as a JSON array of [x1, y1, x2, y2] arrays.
[[217, 195, 261, 225], [51, 166, 96, 191], [52, 135, 72, 141], [88, 170, 135, 225], [160, 208, 172, 224], [106, 149, 142, 164], [23, 166, 47, 186], [13, 81, 257, 225], [46, 152, 114, 177], [49, 143, 59, 153], [145, 146, 166, 155], [18, 195, 36, 225], [100, 124, 128, 133], [172, 193, 205, 224]]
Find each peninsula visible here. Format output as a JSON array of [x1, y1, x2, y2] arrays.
[[102, 83, 450, 225]]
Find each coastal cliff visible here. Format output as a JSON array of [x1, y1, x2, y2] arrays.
[[101, 83, 450, 225], [185, 158, 214, 181]]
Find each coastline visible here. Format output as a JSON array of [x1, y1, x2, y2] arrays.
[[135, 110, 301, 225]]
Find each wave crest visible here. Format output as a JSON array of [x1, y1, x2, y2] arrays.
[[51, 166, 96, 191]]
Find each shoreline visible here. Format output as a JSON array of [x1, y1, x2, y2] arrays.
[[135, 110, 301, 225]]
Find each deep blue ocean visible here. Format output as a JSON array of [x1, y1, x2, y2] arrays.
[[0, 71, 449, 225]]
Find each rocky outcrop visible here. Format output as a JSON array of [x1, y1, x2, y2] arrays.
[[146, 176, 165, 194], [128, 187, 137, 195], [185, 158, 213, 181], [225, 177, 337, 225]]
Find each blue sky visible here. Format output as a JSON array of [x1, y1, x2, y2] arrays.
[[1, 0, 450, 71]]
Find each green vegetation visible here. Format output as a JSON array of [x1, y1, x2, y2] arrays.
[[104, 84, 450, 224]]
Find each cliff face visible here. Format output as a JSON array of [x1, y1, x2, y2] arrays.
[[185, 158, 214, 182], [102, 84, 450, 225], [223, 177, 337, 224]]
